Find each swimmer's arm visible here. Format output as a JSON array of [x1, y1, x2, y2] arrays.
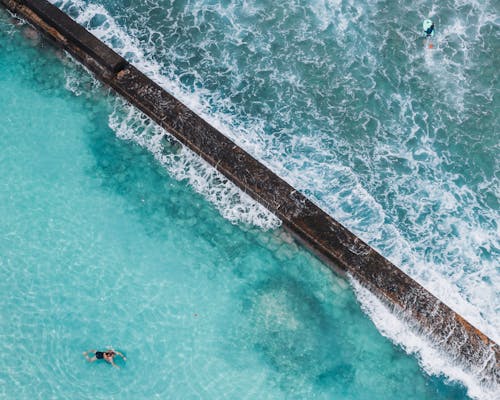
[[115, 351, 127, 360]]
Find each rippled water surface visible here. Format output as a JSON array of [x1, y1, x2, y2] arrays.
[[0, 11, 476, 399], [50, 0, 499, 347], [1, 0, 499, 398]]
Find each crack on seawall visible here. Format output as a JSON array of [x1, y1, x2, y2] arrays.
[[2, 0, 498, 388]]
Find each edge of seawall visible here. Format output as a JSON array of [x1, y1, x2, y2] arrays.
[[3, 0, 498, 385]]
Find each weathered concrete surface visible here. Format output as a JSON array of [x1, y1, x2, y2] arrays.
[[2, 0, 498, 384]]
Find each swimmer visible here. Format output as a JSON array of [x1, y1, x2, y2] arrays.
[[423, 19, 435, 37], [83, 349, 126, 368]]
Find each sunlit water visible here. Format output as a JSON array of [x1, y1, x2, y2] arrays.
[[52, 0, 500, 392], [0, 12, 477, 399], [49, 0, 499, 348], [1, 0, 498, 398]]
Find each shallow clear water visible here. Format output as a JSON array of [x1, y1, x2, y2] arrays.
[[0, 11, 473, 400], [49, 0, 499, 349]]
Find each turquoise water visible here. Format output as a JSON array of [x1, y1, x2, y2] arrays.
[[0, 11, 473, 400], [50, 0, 499, 349]]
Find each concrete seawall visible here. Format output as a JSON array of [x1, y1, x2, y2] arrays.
[[3, 0, 498, 384]]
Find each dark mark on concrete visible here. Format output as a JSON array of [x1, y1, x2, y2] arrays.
[[2, 0, 498, 385]]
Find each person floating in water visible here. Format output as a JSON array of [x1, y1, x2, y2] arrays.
[[83, 349, 126, 368], [423, 19, 435, 37]]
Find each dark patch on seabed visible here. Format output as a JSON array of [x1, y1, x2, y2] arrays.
[[234, 272, 356, 389]]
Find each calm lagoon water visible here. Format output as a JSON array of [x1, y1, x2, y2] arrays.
[[0, 10, 472, 400]]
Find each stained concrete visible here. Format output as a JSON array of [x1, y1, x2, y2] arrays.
[[2, 0, 498, 384]]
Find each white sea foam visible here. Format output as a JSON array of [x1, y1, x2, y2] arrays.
[[351, 278, 500, 400], [55, 0, 280, 230], [107, 100, 280, 229]]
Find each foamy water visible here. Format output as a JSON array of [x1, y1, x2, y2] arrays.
[[351, 278, 499, 400], [47, 1, 500, 398]]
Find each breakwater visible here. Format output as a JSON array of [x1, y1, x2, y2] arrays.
[[2, 0, 498, 385]]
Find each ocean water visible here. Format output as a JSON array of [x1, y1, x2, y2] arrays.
[[49, 0, 499, 346], [2, 0, 499, 398], [0, 10, 478, 399], [0, 8, 479, 400], [46, 0, 500, 362]]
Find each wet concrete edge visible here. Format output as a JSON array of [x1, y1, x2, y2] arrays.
[[2, 0, 498, 383]]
